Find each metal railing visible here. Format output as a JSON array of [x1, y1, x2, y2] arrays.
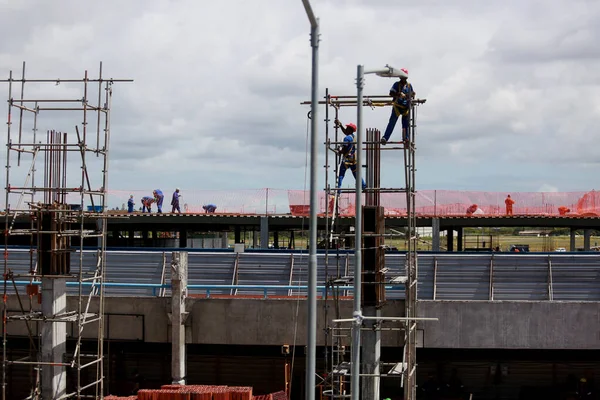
[[10, 280, 404, 299]]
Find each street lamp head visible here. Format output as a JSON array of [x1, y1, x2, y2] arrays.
[[375, 64, 409, 79]]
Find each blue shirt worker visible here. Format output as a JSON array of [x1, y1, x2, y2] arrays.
[[171, 188, 181, 213], [153, 189, 164, 213], [335, 119, 366, 194], [203, 204, 217, 213], [141, 196, 154, 213], [127, 195, 135, 213], [381, 68, 415, 145]]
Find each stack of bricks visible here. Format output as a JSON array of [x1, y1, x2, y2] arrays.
[[106, 397, 138, 400], [105, 386, 287, 400], [135, 385, 253, 400]]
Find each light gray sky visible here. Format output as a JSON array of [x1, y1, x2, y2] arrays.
[[1, 0, 599, 207]]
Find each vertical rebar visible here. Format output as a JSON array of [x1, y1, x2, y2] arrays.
[[351, 64, 364, 400]]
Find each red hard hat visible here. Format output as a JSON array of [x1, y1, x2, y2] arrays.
[[346, 123, 357, 131]]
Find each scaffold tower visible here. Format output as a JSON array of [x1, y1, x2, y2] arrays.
[[303, 79, 431, 400], [0, 62, 132, 399]]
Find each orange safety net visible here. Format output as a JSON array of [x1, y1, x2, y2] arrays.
[[288, 189, 600, 217], [11, 188, 600, 217]]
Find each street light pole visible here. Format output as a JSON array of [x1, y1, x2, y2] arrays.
[[301, 2, 319, 400], [351, 64, 364, 400]]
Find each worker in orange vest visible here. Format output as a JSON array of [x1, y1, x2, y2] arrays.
[[505, 195, 515, 215]]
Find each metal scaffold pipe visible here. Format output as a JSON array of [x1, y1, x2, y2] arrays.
[[301, 1, 319, 400]]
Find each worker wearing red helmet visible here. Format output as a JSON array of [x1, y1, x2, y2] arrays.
[[381, 68, 415, 145], [334, 119, 366, 193]]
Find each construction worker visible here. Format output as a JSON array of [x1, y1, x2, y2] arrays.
[[141, 196, 154, 213], [127, 195, 135, 213], [203, 204, 217, 213], [334, 119, 366, 194], [153, 189, 164, 213], [505, 194, 515, 215], [171, 188, 181, 213], [381, 68, 415, 145]]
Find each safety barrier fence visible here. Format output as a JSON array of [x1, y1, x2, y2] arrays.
[[5, 250, 600, 301], [106, 188, 600, 217], [7, 188, 600, 217]]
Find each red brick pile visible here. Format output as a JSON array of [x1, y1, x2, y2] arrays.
[[135, 385, 253, 400], [105, 385, 287, 400], [106, 397, 137, 400]]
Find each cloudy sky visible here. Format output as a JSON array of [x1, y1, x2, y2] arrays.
[[1, 0, 599, 208]]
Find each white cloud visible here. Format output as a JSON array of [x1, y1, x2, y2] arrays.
[[0, 0, 599, 209]]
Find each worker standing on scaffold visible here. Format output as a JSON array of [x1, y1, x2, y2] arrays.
[[380, 68, 415, 145], [334, 119, 366, 193]]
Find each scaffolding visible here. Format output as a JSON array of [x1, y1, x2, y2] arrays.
[[0, 62, 132, 399], [303, 88, 428, 400]]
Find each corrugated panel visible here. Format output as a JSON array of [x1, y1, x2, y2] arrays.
[[434, 255, 490, 300], [187, 253, 237, 295], [384, 254, 406, 300], [492, 256, 549, 301], [102, 251, 164, 296], [551, 255, 600, 301], [4, 250, 600, 301], [236, 253, 292, 295], [416, 255, 433, 300]]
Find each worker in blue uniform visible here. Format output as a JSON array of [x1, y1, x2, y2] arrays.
[[171, 188, 181, 213], [153, 189, 164, 213], [127, 195, 135, 213], [381, 68, 415, 145], [203, 204, 217, 213], [141, 196, 154, 213], [334, 119, 366, 194]]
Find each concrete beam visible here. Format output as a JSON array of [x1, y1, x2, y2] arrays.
[[170, 252, 188, 385], [419, 300, 600, 349], [41, 278, 67, 400]]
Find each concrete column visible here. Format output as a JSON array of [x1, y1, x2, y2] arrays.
[[260, 216, 269, 249], [431, 218, 440, 251], [361, 306, 381, 400], [446, 229, 454, 252], [584, 229, 592, 251], [252, 231, 258, 248], [234, 226, 241, 244], [179, 230, 187, 248], [457, 228, 463, 252], [128, 230, 135, 247], [570, 229, 576, 252], [274, 231, 279, 249], [221, 232, 228, 249], [170, 252, 188, 385], [41, 278, 67, 400]]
